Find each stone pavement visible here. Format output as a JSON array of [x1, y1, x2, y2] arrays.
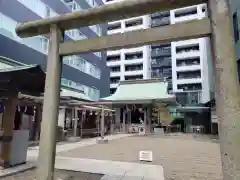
[[1, 134, 134, 177], [1, 134, 222, 180], [56, 157, 164, 180], [58, 134, 223, 180], [27, 134, 134, 158]]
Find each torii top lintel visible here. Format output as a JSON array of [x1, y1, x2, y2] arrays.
[[15, 0, 206, 38]]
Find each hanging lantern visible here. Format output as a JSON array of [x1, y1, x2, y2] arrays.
[[90, 111, 93, 115], [104, 111, 108, 116], [109, 112, 112, 117]]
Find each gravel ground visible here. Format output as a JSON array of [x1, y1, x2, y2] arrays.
[[58, 134, 223, 180], [2, 169, 104, 180]]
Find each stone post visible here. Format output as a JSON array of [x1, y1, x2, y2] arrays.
[[209, 0, 240, 179], [36, 24, 63, 180], [0, 95, 18, 169]]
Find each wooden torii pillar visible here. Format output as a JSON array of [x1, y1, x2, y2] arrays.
[[15, 0, 240, 180]]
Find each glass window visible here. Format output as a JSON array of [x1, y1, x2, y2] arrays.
[[45, 6, 51, 17]]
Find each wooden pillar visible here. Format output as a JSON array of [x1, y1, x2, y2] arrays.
[[100, 106, 105, 139], [36, 24, 63, 180], [110, 112, 114, 134], [73, 108, 78, 137], [0, 95, 18, 169], [147, 107, 152, 133], [209, 0, 240, 179], [96, 111, 100, 136], [122, 111, 126, 133], [144, 108, 147, 129], [33, 105, 42, 141]]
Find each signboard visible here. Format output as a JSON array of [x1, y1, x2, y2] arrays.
[[139, 151, 153, 162]]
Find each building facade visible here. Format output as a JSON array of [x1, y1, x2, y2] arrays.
[[230, 0, 240, 81], [170, 4, 214, 105], [0, 0, 110, 100], [150, 11, 172, 92], [104, 0, 151, 95]]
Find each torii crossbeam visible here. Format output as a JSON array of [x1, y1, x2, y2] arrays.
[[15, 0, 240, 180]]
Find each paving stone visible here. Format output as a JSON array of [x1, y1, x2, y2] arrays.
[[122, 176, 143, 180], [100, 175, 124, 180], [2, 169, 104, 180]]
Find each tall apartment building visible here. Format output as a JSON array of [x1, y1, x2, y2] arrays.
[[170, 4, 214, 104], [105, 1, 214, 104], [0, 0, 109, 100], [151, 4, 214, 105], [104, 0, 151, 95]]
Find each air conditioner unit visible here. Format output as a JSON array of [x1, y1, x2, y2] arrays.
[[138, 126, 146, 135]]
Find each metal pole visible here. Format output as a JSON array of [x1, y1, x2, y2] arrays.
[[36, 24, 63, 180], [209, 0, 240, 179]]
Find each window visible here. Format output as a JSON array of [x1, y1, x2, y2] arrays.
[[45, 6, 51, 17], [125, 18, 143, 28], [90, 25, 102, 36], [174, 7, 197, 18], [233, 12, 239, 42], [41, 37, 49, 52], [94, 52, 101, 58], [86, 0, 98, 8], [108, 22, 121, 31]]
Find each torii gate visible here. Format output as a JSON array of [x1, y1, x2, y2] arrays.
[[15, 0, 240, 180]]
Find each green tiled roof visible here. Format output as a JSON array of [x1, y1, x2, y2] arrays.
[[61, 88, 93, 101], [0, 64, 39, 72], [102, 79, 175, 102]]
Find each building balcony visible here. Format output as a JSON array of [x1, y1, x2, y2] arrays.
[[107, 61, 121, 67], [151, 61, 171, 68], [175, 51, 201, 59], [151, 11, 170, 19], [151, 18, 170, 27], [175, 91, 202, 105], [110, 83, 119, 89], [110, 71, 121, 77], [123, 59, 143, 65], [124, 70, 143, 76], [151, 57, 171, 67], [176, 65, 201, 72], [176, 79, 202, 87], [151, 71, 172, 79], [151, 48, 171, 58]]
